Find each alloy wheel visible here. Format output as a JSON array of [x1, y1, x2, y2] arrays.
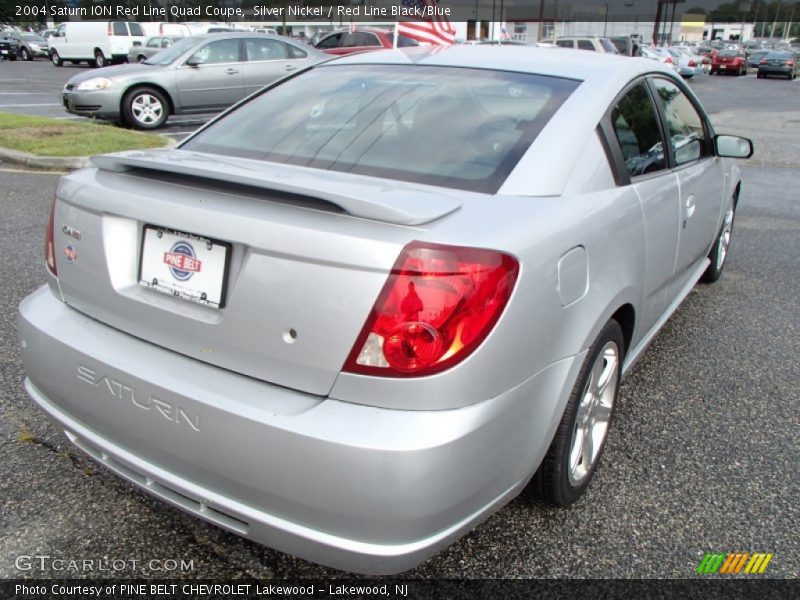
[[568, 341, 619, 486], [131, 94, 164, 127]]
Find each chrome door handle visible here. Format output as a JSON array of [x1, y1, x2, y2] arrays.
[[285, 64, 297, 71], [685, 195, 696, 219], [225, 68, 239, 75]]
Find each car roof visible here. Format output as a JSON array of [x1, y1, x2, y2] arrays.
[[330, 45, 673, 84], [327, 46, 678, 196]]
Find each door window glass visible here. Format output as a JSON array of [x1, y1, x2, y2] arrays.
[[112, 22, 128, 36], [190, 39, 241, 65], [611, 83, 667, 177], [577, 40, 595, 51], [650, 78, 707, 166]]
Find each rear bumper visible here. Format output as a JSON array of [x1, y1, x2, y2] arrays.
[[18, 286, 579, 574], [757, 66, 793, 76]]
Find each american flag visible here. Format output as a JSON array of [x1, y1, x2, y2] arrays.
[[396, 0, 456, 46]]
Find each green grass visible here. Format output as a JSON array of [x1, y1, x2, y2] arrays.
[[0, 112, 168, 157]]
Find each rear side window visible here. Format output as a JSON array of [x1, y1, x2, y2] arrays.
[[245, 38, 287, 61], [650, 78, 708, 166], [183, 64, 580, 194], [556, 40, 573, 48], [287, 44, 307, 59], [578, 40, 595, 51], [610, 83, 667, 177], [129, 22, 144, 37], [112, 22, 128, 36]]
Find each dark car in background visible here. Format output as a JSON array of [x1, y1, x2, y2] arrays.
[[0, 32, 19, 60], [313, 28, 417, 56], [757, 51, 798, 79], [710, 49, 747, 75], [747, 49, 770, 69], [3, 31, 48, 60]]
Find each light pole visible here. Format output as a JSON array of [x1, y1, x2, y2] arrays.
[[603, 3, 609, 37]]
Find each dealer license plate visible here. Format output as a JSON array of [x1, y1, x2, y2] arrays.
[[138, 226, 230, 309]]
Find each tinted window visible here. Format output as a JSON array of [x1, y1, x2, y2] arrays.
[[183, 65, 579, 194], [129, 22, 144, 37], [577, 40, 595, 51], [315, 33, 343, 49], [651, 78, 707, 166], [112, 22, 128, 36], [245, 38, 287, 61], [344, 32, 381, 47], [190, 39, 241, 65], [556, 40, 573, 48], [611, 83, 667, 177]]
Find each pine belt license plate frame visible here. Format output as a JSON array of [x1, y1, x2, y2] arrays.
[[138, 225, 231, 309]]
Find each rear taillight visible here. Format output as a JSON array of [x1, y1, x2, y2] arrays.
[[665, 57, 673, 64], [107, 23, 113, 36], [343, 241, 519, 377], [760, 59, 767, 64], [787, 61, 795, 66], [688, 60, 697, 67], [45, 197, 57, 277]]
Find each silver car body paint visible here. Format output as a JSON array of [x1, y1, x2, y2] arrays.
[[19, 46, 743, 573]]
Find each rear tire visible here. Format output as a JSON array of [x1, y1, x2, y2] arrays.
[[93, 50, 107, 68], [20, 47, 31, 61], [526, 320, 625, 507], [51, 50, 62, 67]]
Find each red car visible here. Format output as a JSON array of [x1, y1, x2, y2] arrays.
[[314, 27, 418, 56], [710, 49, 747, 76]]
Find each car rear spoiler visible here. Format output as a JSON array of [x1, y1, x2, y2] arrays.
[[92, 149, 461, 226]]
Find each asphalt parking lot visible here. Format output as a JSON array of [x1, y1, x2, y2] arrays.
[[0, 59, 798, 580]]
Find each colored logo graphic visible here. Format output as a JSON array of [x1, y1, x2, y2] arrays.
[[63, 244, 77, 263], [163, 241, 202, 281], [697, 552, 774, 575]]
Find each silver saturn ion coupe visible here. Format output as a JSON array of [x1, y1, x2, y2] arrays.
[[19, 46, 752, 574]]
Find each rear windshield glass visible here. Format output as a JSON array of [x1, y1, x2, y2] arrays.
[[182, 65, 580, 194]]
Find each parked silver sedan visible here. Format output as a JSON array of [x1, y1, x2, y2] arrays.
[[60, 33, 327, 129], [20, 47, 752, 574]]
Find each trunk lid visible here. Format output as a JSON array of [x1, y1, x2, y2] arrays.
[[53, 151, 463, 396]]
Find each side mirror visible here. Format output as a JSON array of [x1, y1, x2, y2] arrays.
[[715, 134, 753, 159], [185, 56, 204, 67]]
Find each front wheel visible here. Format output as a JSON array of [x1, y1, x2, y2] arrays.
[[527, 320, 624, 506], [122, 86, 169, 130], [701, 202, 736, 284], [20, 47, 31, 61], [51, 50, 62, 67]]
